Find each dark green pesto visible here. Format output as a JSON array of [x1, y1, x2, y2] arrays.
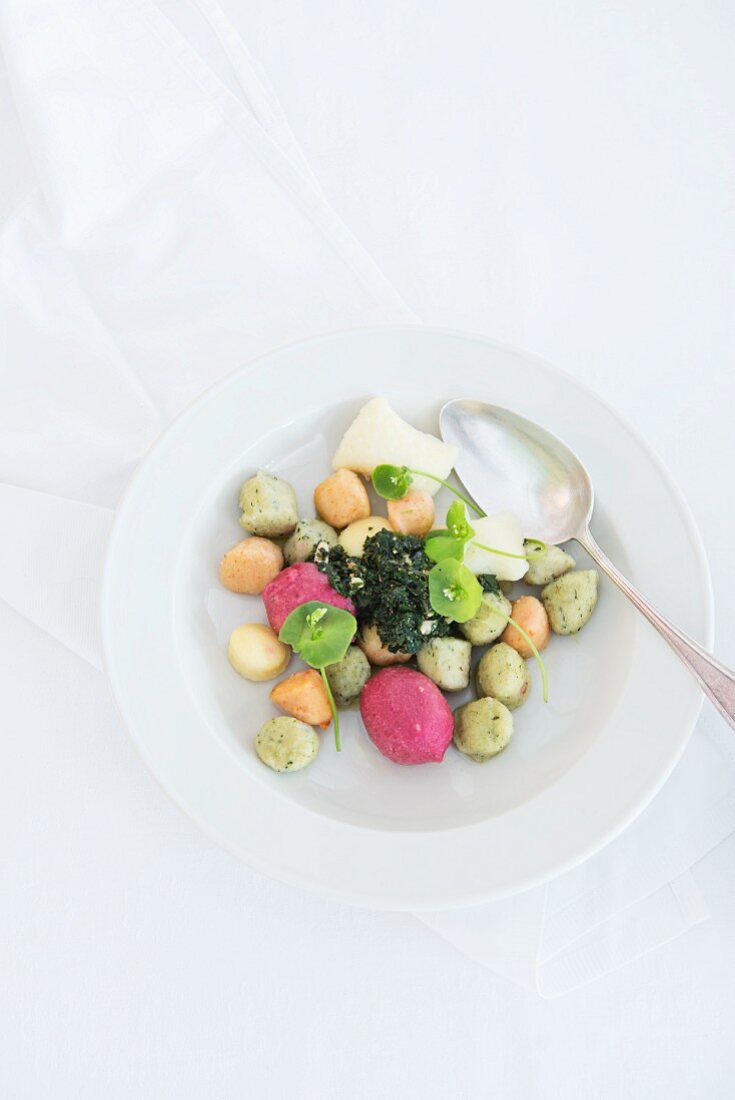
[[315, 529, 453, 654], [477, 573, 502, 595]]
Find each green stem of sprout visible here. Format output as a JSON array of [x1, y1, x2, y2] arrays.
[[474, 539, 549, 562], [410, 469, 486, 517], [502, 614, 549, 703], [321, 667, 341, 752]]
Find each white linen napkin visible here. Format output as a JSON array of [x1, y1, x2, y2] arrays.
[[2, 0, 733, 997]]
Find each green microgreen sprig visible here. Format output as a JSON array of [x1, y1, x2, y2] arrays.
[[473, 539, 549, 562], [425, 500, 476, 562], [500, 613, 549, 702], [278, 602, 358, 751], [372, 464, 484, 516], [425, 500, 549, 565], [427, 558, 483, 623]]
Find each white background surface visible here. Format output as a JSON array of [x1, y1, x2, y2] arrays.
[[2, 2, 735, 1096]]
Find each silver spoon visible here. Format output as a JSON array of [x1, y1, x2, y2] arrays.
[[440, 399, 735, 729]]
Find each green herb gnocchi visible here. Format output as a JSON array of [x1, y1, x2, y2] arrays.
[[476, 642, 531, 711], [239, 471, 298, 537], [255, 716, 320, 772], [453, 697, 514, 761], [459, 590, 512, 646], [541, 570, 599, 635], [417, 636, 472, 692], [325, 646, 372, 707], [283, 518, 338, 564], [524, 541, 576, 586]]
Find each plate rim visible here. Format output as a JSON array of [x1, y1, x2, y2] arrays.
[[100, 324, 715, 910]]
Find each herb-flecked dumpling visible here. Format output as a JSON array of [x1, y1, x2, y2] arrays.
[[283, 519, 338, 564], [541, 570, 599, 634], [239, 471, 298, 537]]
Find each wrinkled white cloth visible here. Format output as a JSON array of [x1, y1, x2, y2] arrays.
[[1, 0, 734, 997]]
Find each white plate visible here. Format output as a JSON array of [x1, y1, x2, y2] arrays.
[[100, 326, 713, 910]]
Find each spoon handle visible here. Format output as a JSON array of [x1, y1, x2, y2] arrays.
[[578, 531, 735, 730]]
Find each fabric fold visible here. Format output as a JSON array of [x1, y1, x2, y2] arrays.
[[0, 484, 112, 669], [1, 0, 734, 998]]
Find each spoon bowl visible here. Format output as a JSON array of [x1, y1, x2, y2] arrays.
[[440, 399, 593, 544], [440, 397, 735, 731]]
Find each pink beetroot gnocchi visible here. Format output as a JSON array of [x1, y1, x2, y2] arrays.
[[360, 667, 454, 765], [262, 562, 356, 634]]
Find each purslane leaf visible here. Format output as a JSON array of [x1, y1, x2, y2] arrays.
[[428, 559, 483, 623], [279, 601, 357, 669], [372, 464, 412, 500]]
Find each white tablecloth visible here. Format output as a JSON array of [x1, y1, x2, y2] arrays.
[[2, 2, 734, 1096]]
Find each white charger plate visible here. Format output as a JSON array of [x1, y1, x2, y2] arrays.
[[100, 326, 713, 910]]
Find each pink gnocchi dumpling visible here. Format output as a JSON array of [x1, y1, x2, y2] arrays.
[[360, 667, 454, 765], [262, 562, 356, 634]]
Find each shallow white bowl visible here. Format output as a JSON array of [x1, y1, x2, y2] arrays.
[[101, 326, 712, 910]]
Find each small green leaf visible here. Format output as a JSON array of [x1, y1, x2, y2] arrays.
[[372, 464, 412, 500], [428, 559, 483, 623], [424, 501, 476, 563], [279, 601, 357, 669], [424, 530, 466, 563], [446, 500, 475, 542]]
